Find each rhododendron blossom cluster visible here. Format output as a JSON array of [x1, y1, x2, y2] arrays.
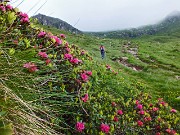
[[50, 35, 62, 45], [81, 93, 88, 102], [19, 12, 29, 23], [75, 122, 85, 132], [60, 34, 66, 39], [23, 62, 38, 72], [38, 31, 46, 38], [64, 53, 82, 65], [137, 120, 143, 127], [6, 4, 13, 10], [80, 71, 92, 82], [100, 123, 110, 133], [170, 109, 177, 113], [117, 110, 123, 115], [106, 64, 111, 70], [0, 4, 5, 12], [38, 52, 48, 59]]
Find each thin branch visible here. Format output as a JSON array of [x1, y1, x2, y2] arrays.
[[27, 0, 42, 14], [33, 0, 47, 16]]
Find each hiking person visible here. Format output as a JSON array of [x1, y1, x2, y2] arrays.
[[100, 45, 105, 59]]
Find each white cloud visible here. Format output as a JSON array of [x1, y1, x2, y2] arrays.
[[11, 0, 180, 31]]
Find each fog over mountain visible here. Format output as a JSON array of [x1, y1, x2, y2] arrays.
[[11, 0, 180, 31]]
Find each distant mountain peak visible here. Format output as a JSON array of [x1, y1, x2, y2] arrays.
[[32, 14, 82, 34]]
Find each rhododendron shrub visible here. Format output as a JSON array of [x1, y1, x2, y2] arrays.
[[0, 2, 179, 135]]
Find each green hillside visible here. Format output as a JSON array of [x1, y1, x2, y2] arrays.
[[0, 1, 180, 135], [37, 21, 180, 110]]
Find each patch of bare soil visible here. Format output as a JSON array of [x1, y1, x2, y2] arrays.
[[118, 57, 143, 71]]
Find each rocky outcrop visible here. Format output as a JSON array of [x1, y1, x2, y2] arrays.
[[33, 14, 82, 34]]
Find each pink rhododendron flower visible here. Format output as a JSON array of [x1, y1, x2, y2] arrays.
[[137, 120, 143, 127], [166, 129, 171, 134], [65, 42, 69, 47], [144, 117, 151, 122], [64, 53, 73, 60], [149, 103, 153, 107], [70, 58, 82, 64], [6, 4, 13, 10], [38, 31, 46, 38], [158, 98, 163, 101], [39, 44, 43, 49], [113, 116, 119, 122], [51, 36, 62, 45], [65, 47, 71, 53], [135, 100, 139, 105], [20, 12, 28, 18], [45, 59, 51, 65], [20, 17, 29, 23], [106, 64, 111, 69], [13, 40, 18, 45], [85, 71, 92, 76], [170, 109, 177, 113], [81, 51, 85, 55], [0, 5, 6, 12], [81, 94, 88, 102], [160, 101, 166, 106], [153, 107, 159, 112], [147, 117, 152, 121], [112, 102, 117, 107], [171, 130, 177, 135], [19, 12, 29, 23], [138, 110, 145, 115], [117, 110, 123, 115], [75, 122, 85, 132], [156, 132, 161, 135], [38, 52, 48, 59], [100, 124, 110, 133], [137, 104, 143, 110], [156, 125, 161, 130], [60, 34, 66, 39], [80, 73, 89, 82], [23, 62, 31, 68], [23, 62, 38, 72]]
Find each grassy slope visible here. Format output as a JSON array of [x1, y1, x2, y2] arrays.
[[0, 4, 179, 134], [38, 24, 180, 110]]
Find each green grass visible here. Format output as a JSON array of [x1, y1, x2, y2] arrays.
[[38, 24, 180, 110]]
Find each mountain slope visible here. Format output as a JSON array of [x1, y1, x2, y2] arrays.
[[32, 13, 82, 34], [1, 1, 180, 134], [89, 11, 180, 38]]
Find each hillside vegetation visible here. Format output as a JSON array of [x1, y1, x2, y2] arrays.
[[0, 1, 180, 135]]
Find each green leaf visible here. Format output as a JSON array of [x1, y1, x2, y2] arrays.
[[0, 111, 6, 117], [9, 48, 15, 55], [24, 38, 30, 48], [0, 123, 13, 135], [7, 12, 16, 24]]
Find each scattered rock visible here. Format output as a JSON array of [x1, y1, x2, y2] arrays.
[[118, 57, 143, 71], [175, 76, 180, 80]]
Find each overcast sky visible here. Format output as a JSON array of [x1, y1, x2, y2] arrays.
[[11, 0, 180, 32]]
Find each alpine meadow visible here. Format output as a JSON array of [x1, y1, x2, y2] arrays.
[[0, 1, 180, 135]]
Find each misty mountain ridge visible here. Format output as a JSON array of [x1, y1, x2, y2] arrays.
[[32, 14, 82, 34], [88, 11, 180, 38], [33, 11, 180, 39]]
